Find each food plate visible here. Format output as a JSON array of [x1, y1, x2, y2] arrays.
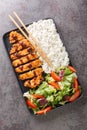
[[3, 19, 82, 115]]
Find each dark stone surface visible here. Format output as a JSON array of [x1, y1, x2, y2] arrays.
[[0, 0, 87, 130]]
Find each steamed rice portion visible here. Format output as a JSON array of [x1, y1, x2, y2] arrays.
[[28, 19, 69, 73]]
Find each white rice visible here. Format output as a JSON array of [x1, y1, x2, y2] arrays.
[[28, 19, 69, 73]]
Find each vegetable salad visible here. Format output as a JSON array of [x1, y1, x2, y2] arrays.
[[23, 66, 81, 115]]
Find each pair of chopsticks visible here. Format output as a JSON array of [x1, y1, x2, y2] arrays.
[[9, 12, 53, 68]]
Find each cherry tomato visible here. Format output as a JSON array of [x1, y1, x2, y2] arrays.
[[74, 78, 79, 91], [36, 106, 52, 115], [68, 66, 76, 73], [51, 71, 61, 81], [26, 99, 37, 109], [32, 94, 44, 99], [49, 81, 60, 90], [69, 90, 80, 102]]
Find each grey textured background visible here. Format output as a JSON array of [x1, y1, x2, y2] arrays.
[[0, 0, 87, 130]]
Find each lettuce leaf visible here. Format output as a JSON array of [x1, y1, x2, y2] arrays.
[[35, 82, 57, 97]]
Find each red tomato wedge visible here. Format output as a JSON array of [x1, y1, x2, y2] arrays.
[[49, 81, 60, 90], [51, 71, 61, 81], [69, 90, 80, 102], [74, 78, 79, 91], [26, 99, 37, 109], [32, 94, 44, 99], [68, 66, 76, 73], [36, 106, 52, 115]]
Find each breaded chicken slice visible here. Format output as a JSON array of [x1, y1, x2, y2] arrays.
[[24, 75, 44, 88], [15, 59, 42, 73], [9, 31, 25, 44], [10, 39, 33, 54], [12, 53, 39, 67], [19, 67, 43, 80], [10, 47, 34, 60]]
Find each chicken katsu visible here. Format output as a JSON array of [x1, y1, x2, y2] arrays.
[[9, 31, 43, 89], [24, 75, 44, 88], [15, 59, 42, 73], [9, 31, 25, 44], [12, 53, 39, 67], [10, 39, 33, 54], [19, 67, 43, 80]]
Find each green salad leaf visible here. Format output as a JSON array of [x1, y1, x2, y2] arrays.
[[64, 73, 75, 83], [35, 82, 57, 97], [45, 74, 54, 82], [64, 67, 73, 75]]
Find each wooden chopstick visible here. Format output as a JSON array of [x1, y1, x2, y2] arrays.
[[9, 15, 31, 41], [9, 12, 53, 68], [13, 11, 53, 68]]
